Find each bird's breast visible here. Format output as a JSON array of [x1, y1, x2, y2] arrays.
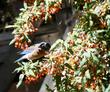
[[28, 50, 47, 60]]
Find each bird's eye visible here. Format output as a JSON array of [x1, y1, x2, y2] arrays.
[[45, 43, 51, 50]]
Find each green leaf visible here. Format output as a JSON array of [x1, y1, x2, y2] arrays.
[[83, 3, 88, 9], [45, 13, 49, 21], [74, 70, 81, 76], [107, 51, 110, 56], [83, 52, 91, 58], [85, 70, 91, 79], [97, 30, 107, 33], [24, 2, 28, 9], [64, 63, 73, 70], [54, 75, 61, 90], [20, 8, 26, 11], [96, 70, 101, 74], [5, 25, 18, 28], [92, 0, 96, 2], [16, 74, 24, 88], [82, 76, 87, 87], [90, 20, 93, 27], [33, 1, 37, 10], [24, 33, 29, 40], [79, 57, 87, 67], [107, 19, 110, 27], [50, 39, 63, 51], [74, 76, 82, 83], [31, 61, 39, 66], [105, 84, 110, 92], [46, 84, 53, 92], [67, 48, 73, 54], [106, 15, 110, 19], [64, 41, 69, 50], [13, 67, 23, 73], [92, 54, 99, 63], [101, 84, 105, 92], [28, 70, 35, 77], [85, 88, 94, 92], [9, 39, 16, 45]]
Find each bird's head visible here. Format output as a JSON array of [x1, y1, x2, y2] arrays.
[[39, 42, 51, 51]]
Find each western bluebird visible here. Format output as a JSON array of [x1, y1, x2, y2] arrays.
[[16, 42, 51, 62]]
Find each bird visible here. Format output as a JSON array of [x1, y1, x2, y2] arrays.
[[15, 42, 51, 62]]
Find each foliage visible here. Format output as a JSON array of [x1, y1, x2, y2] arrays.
[[7, 0, 62, 49], [14, 61, 48, 87], [45, 0, 110, 91], [12, 0, 110, 92]]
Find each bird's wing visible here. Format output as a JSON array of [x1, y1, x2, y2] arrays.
[[15, 57, 24, 62], [20, 44, 40, 55], [15, 53, 30, 62]]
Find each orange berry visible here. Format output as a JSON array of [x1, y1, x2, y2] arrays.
[[18, 42, 22, 48], [15, 42, 19, 46], [40, 2, 44, 7], [34, 28, 38, 32], [93, 77, 96, 80], [21, 44, 25, 50]]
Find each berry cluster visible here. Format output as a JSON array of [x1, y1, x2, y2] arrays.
[[24, 72, 46, 84], [10, 0, 62, 49], [46, 29, 110, 91], [14, 22, 38, 49]]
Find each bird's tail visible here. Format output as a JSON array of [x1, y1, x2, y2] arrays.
[[15, 57, 23, 62]]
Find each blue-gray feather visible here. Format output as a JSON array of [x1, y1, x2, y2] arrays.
[[19, 43, 40, 55], [15, 57, 24, 62], [20, 50, 32, 55]]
